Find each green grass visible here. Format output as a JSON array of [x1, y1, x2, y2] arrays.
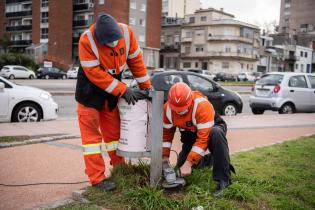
[[0, 134, 65, 143], [218, 81, 255, 86], [56, 136, 315, 210]]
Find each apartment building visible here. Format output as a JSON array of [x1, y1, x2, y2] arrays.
[[162, 0, 200, 18], [279, 0, 315, 35], [179, 8, 260, 74], [160, 17, 183, 69], [0, 0, 161, 69]]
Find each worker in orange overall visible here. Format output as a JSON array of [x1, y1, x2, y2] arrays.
[[75, 13, 151, 191]]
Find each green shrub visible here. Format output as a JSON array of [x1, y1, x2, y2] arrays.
[[0, 53, 39, 71]]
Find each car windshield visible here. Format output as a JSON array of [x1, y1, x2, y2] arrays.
[[256, 74, 283, 86]]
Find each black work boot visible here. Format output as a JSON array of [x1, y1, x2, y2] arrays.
[[93, 180, 116, 191], [213, 180, 230, 196]]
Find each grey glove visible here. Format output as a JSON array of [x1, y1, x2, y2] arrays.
[[122, 87, 138, 105], [162, 161, 176, 184]]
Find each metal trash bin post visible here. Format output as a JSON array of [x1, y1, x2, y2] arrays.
[[116, 91, 164, 187]]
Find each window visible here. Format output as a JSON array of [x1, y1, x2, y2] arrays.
[[185, 31, 192, 38], [301, 64, 304, 71], [300, 51, 303, 57], [189, 17, 195, 23], [222, 62, 229, 69], [225, 47, 231, 53], [140, 4, 146, 12], [257, 74, 283, 85], [130, 1, 136, 9], [308, 76, 315, 88], [183, 62, 191, 68], [184, 47, 191, 53], [99, 0, 105, 5], [241, 63, 244, 69], [289, 75, 308, 88], [305, 52, 308, 58], [201, 16, 207, 21], [187, 75, 214, 92], [139, 19, 145, 27], [41, 0, 48, 8], [41, 12, 49, 23], [164, 75, 184, 86], [195, 62, 198, 68], [196, 46, 203, 52], [129, 17, 136, 25], [296, 64, 299, 69], [41, 28, 48, 39]]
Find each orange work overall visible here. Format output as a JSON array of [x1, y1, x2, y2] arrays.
[[77, 102, 124, 185]]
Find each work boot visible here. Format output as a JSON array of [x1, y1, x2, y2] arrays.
[[93, 180, 116, 191], [213, 180, 230, 196]]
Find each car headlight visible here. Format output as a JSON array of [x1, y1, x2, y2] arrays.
[[40, 92, 53, 101]]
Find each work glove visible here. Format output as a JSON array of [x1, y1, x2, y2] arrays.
[[122, 87, 138, 105], [162, 161, 176, 184], [133, 89, 152, 101]]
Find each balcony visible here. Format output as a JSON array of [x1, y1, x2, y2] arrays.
[[207, 35, 253, 43], [10, 40, 32, 47], [6, 25, 32, 32], [284, 54, 299, 61], [181, 37, 192, 42], [73, 3, 92, 11], [6, 10, 32, 18], [181, 51, 258, 60], [73, 20, 92, 27], [6, 0, 31, 3]]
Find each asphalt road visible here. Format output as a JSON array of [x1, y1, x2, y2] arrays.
[[11, 79, 274, 119]]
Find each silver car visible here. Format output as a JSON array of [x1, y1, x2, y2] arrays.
[[249, 72, 315, 114]]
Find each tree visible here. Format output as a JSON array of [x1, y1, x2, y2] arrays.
[[0, 35, 10, 53]]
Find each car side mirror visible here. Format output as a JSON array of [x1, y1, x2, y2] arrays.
[[0, 82, 5, 92]]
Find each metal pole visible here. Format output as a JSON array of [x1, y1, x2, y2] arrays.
[[150, 91, 164, 187]]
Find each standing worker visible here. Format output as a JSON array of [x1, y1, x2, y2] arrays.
[[75, 13, 152, 191], [162, 82, 234, 196]]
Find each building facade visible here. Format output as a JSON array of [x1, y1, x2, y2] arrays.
[[179, 8, 260, 74], [162, 0, 200, 18], [160, 17, 183, 69], [279, 0, 315, 35], [0, 0, 161, 69]]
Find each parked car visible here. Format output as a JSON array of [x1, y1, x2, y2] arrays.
[[0, 65, 36, 79], [36, 67, 67, 79], [249, 72, 315, 114], [67, 66, 79, 79], [188, 69, 216, 80], [237, 72, 256, 81], [131, 71, 243, 116], [0, 76, 58, 122], [214, 72, 237, 82]]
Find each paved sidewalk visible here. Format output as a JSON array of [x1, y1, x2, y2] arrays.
[[0, 113, 315, 210]]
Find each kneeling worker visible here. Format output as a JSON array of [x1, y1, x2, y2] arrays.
[[162, 82, 234, 195]]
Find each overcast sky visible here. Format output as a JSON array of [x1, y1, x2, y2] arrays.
[[200, 0, 281, 29]]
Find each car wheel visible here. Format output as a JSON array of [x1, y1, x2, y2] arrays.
[[12, 102, 43, 122], [251, 108, 265, 115], [9, 74, 15, 80], [223, 103, 237, 116], [62, 75, 67, 79], [29, 75, 34, 79], [279, 103, 295, 114], [45, 75, 50, 79]]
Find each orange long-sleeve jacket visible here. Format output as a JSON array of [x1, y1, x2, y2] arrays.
[[162, 91, 215, 164], [79, 23, 151, 97]]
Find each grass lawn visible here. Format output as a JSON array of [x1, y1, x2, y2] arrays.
[[218, 81, 255, 86], [0, 134, 65, 143], [56, 135, 315, 210]]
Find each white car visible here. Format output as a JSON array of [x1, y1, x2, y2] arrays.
[[67, 66, 79, 79], [0, 65, 36, 79], [237, 72, 256, 81], [0, 76, 58, 122], [249, 72, 315, 114]]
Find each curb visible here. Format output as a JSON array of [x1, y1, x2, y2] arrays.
[[0, 134, 80, 148]]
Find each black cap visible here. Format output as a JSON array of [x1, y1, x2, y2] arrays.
[[94, 13, 123, 45]]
